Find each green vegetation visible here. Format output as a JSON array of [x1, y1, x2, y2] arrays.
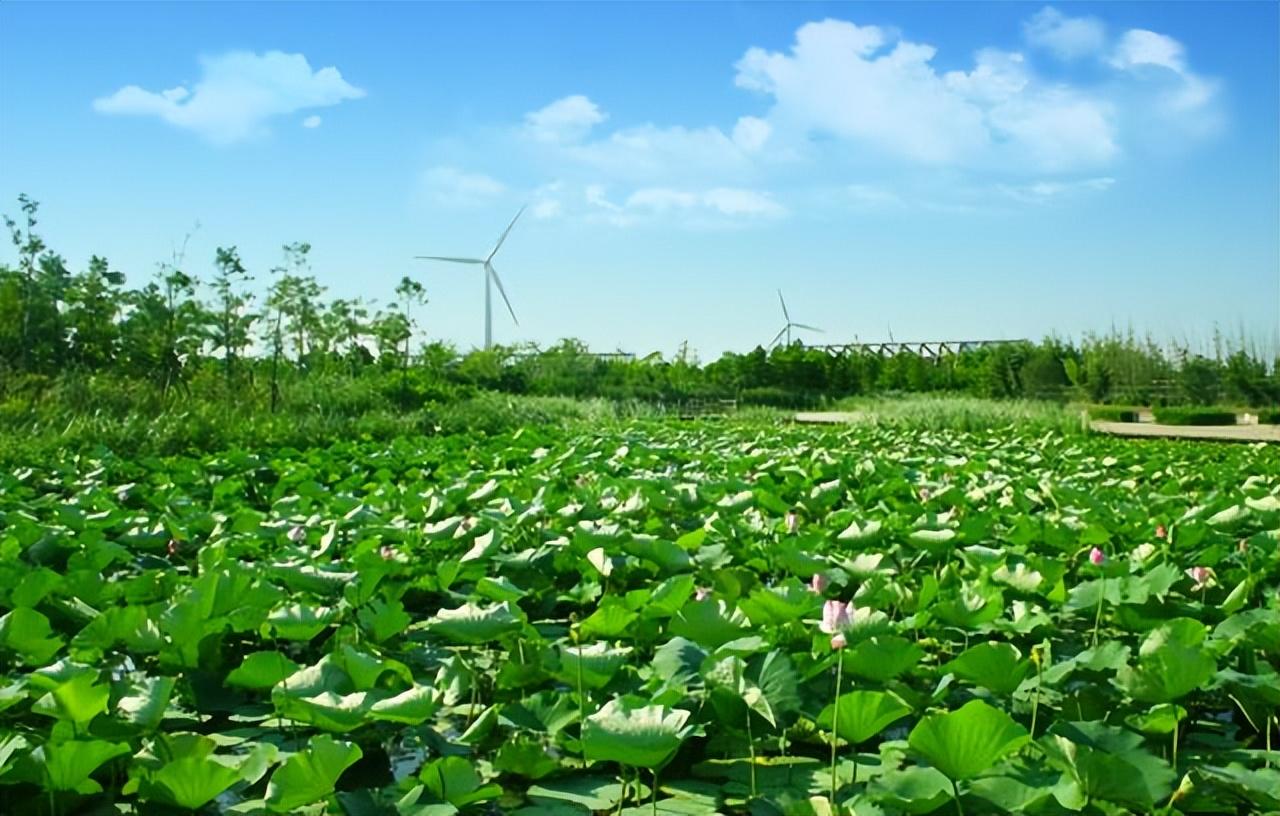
[[1087, 405, 1142, 423], [1151, 407, 1241, 426], [2, 196, 1277, 453], [1, 422, 1278, 814]]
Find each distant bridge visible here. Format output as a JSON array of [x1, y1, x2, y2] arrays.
[[800, 339, 1027, 359]]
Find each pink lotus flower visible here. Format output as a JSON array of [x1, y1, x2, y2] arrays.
[[1186, 566, 1216, 591], [1155, 524, 1167, 540], [918, 487, 931, 501], [831, 633, 847, 650], [380, 545, 396, 560], [166, 539, 179, 557], [810, 573, 829, 594], [1089, 547, 1105, 566], [786, 511, 799, 534], [820, 599, 852, 635], [695, 587, 712, 601]]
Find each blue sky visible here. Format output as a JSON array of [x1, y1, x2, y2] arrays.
[[1, 1, 1276, 358]]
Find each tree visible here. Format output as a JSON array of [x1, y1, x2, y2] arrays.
[[64, 256, 126, 369], [3, 194, 46, 371], [209, 246, 256, 394]]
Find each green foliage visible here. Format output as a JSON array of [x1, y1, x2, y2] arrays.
[[0, 420, 1276, 814], [1152, 406, 1239, 426], [1088, 405, 1142, 422]]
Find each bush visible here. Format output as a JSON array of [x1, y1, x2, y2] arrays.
[[1152, 406, 1238, 426], [1088, 405, 1142, 423], [1257, 410, 1280, 425], [738, 386, 820, 409]]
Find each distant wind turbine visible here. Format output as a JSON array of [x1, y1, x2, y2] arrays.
[[769, 289, 823, 348], [415, 207, 524, 350]]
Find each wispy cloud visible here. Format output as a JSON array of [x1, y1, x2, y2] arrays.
[[1023, 7, 1106, 60], [524, 95, 606, 143], [93, 51, 364, 144], [419, 166, 507, 205]]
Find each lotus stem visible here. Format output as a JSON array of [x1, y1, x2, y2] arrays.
[[1091, 577, 1105, 648], [1030, 654, 1043, 738], [746, 705, 757, 798], [1172, 717, 1179, 772], [830, 653, 843, 809], [951, 777, 964, 816], [652, 768, 659, 816]]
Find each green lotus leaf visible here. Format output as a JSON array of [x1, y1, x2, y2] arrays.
[[227, 651, 303, 690], [265, 735, 362, 812], [942, 642, 1030, 696], [582, 697, 693, 768], [1041, 720, 1176, 809], [558, 642, 633, 690], [819, 690, 912, 744], [429, 601, 523, 644], [908, 699, 1029, 781]]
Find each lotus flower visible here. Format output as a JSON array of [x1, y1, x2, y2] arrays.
[[1186, 566, 1216, 591], [695, 587, 712, 602], [166, 539, 179, 557], [380, 545, 396, 560], [1089, 547, 1105, 566], [918, 487, 931, 501], [830, 633, 847, 650], [820, 599, 852, 635], [287, 525, 305, 543], [786, 510, 799, 534], [810, 573, 829, 594], [1155, 524, 1167, 540]]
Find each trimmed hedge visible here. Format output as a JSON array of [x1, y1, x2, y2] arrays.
[[1153, 407, 1238, 426], [1258, 410, 1280, 425], [1089, 405, 1142, 423]]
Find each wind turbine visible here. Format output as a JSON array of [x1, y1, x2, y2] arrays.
[[768, 289, 823, 348], [415, 207, 524, 350]]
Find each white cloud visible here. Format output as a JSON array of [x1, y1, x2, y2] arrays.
[[733, 16, 1214, 173], [998, 176, 1115, 203], [93, 50, 364, 144], [847, 184, 905, 208], [1023, 7, 1106, 59], [525, 95, 606, 143], [302, 115, 322, 128], [623, 186, 784, 218], [420, 166, 507, 204], [732, 116, 771, 151], [1110, 29, 1186, 72], [735, 20, 993, 164], [702, 188, 784, 217]]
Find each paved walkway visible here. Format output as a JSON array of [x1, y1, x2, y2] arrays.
[[793, 411, 1280, 444], [1089, 421, 1280, 443]]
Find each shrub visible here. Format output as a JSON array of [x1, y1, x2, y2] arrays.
[[1152, 406, 1238, 426], [1257, 409, 1280, 425], [1088, 405, 1142, 423]]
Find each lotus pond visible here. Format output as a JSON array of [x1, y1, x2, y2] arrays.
[[0, 422, 1278, 816]]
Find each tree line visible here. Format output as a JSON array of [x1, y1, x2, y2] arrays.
[[2, 195, 1277, 413]]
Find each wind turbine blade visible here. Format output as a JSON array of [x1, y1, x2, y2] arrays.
[[415, 256, 484, 264], [768, 326, 788, 348], [777, 289, 791, 322], [486, 262, 519, 325], [487, 205, 526, 261], [792, 323, 824, 333]]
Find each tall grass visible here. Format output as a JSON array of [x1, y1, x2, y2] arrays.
[[829, 394, 1086, 435]]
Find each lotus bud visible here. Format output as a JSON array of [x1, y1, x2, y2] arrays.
[[1155, 524, 1167, 540], [786, 510, 799, 534], [831, 633, 847, 650], [695, 587, 712, 602], [810, 573, 829, 594], [1089, 547, 1105, 566]]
